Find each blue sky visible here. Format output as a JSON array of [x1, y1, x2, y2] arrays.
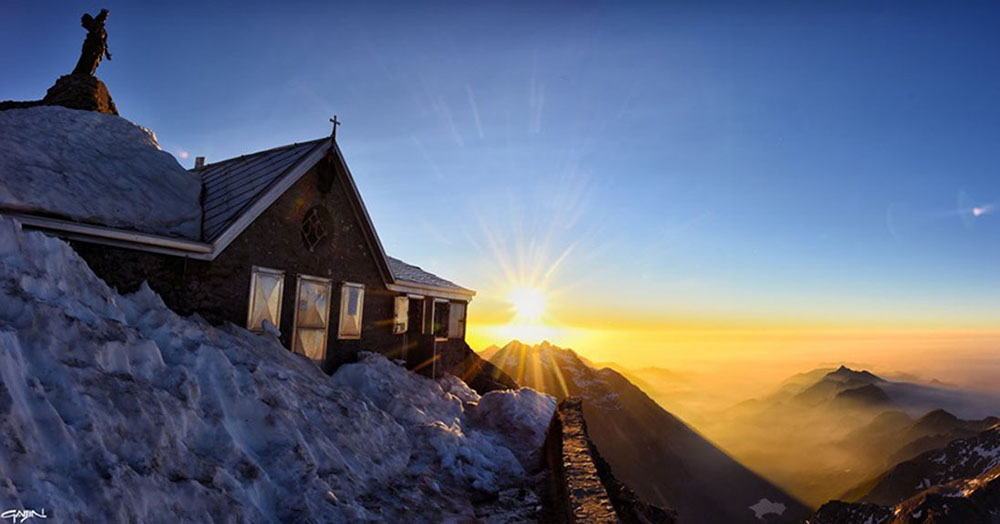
[[4, 2, 999, 333]]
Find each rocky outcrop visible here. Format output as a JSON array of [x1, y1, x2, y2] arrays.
[[42, 74, 118, 115], [810, 481, 1000, 524], [808, 500, 893, 523], [808, 424, 1000, 523], [544, 398, 675, 524], [1, 74, 118, 115]]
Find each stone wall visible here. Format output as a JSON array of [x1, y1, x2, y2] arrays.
[[544, 398, 676, 524]]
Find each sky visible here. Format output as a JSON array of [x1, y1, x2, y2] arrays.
[[3, 2, 999, 377]]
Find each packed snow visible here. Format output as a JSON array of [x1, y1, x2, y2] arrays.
[[0, 106, 201, 238], [748, 498, 786, 520], [0, 217, 555, 522]]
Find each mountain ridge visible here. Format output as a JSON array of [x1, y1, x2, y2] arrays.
[[486, 340, 810, 523], [810, 423, 1000, 523]]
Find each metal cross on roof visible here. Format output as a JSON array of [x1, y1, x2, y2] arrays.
[[329, 115, 340, 140]]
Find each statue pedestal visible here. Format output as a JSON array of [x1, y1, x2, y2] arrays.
[[42, 74, 118, 115]]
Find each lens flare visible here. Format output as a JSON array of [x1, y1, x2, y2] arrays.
[[508, 286, 546, 323], [972, 205, 994, 217]]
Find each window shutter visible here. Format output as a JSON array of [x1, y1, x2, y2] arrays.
[[338, 283, 365, 339], [247, 266, 285, 332]]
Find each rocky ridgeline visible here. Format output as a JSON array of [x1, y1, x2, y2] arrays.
[[809, 424, 1000, 523]]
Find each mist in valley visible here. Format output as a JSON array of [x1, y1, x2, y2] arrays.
[[608, 352, 1000, 508]]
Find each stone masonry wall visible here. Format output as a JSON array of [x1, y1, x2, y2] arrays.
[[544, 398, 676, 524]]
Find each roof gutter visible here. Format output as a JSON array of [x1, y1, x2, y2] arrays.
[[5, 211, 215, 259]]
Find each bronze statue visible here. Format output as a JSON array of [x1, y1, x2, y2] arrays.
[[72, 9, 111, 76]]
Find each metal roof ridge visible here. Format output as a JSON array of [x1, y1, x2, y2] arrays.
[[189, 137, 328, 172]]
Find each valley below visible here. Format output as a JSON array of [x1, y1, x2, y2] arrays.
[[482, 340, 1000, 523]]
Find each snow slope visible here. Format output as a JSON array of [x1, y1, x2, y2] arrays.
[[0, 106, 201, 238], [0, 217, 555, 522]]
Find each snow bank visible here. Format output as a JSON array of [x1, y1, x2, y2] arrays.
[[0, 106, 201, 238], [332, 356, 528, 494], [438, 374, 481, 405], [472, 389, 557, 469], [0, 217, 554, 522], [433, 374, 556, 469]]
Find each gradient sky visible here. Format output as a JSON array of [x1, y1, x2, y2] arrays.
[[4, 2, 999, 370]]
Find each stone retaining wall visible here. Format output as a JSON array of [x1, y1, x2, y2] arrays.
[[545, 397, 619, 523], [544, 398, 676, 523]]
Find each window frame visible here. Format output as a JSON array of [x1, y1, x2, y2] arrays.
[[448, 301, 467, 339], [245, 265, 285, 333], [406, 294, 426, 334], [432, 298, 450, 342], [338, 282, 366, 340], [393, 296, 409, 335], [291, 274, 333, 362]]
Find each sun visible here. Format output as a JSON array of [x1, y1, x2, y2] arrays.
[[508, 286, 546, 324]]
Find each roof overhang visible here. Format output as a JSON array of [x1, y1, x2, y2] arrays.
[[6, 212, 214, 259], [387, 281, 475, 302]]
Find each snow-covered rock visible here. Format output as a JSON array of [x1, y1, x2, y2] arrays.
[[471, 388, 557, 469], [0, 216, 554, 522], [438, 374, 481, 405], [0, 106, 201, 238]]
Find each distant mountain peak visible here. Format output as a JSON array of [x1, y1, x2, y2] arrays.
[[826, 365, 882, 383], [919, 408, 958, 422], [913, 408, 961, 432]]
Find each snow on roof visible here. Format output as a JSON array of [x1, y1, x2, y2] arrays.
[[198, 138, 328, 240], [0, 106, 202, 238], [388, 256, 472, 294]]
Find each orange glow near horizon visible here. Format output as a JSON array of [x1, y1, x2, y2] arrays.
[[465, 241, 1000, 394], [466, 316, 1000, 395], [460, 177, 1000, 395]]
